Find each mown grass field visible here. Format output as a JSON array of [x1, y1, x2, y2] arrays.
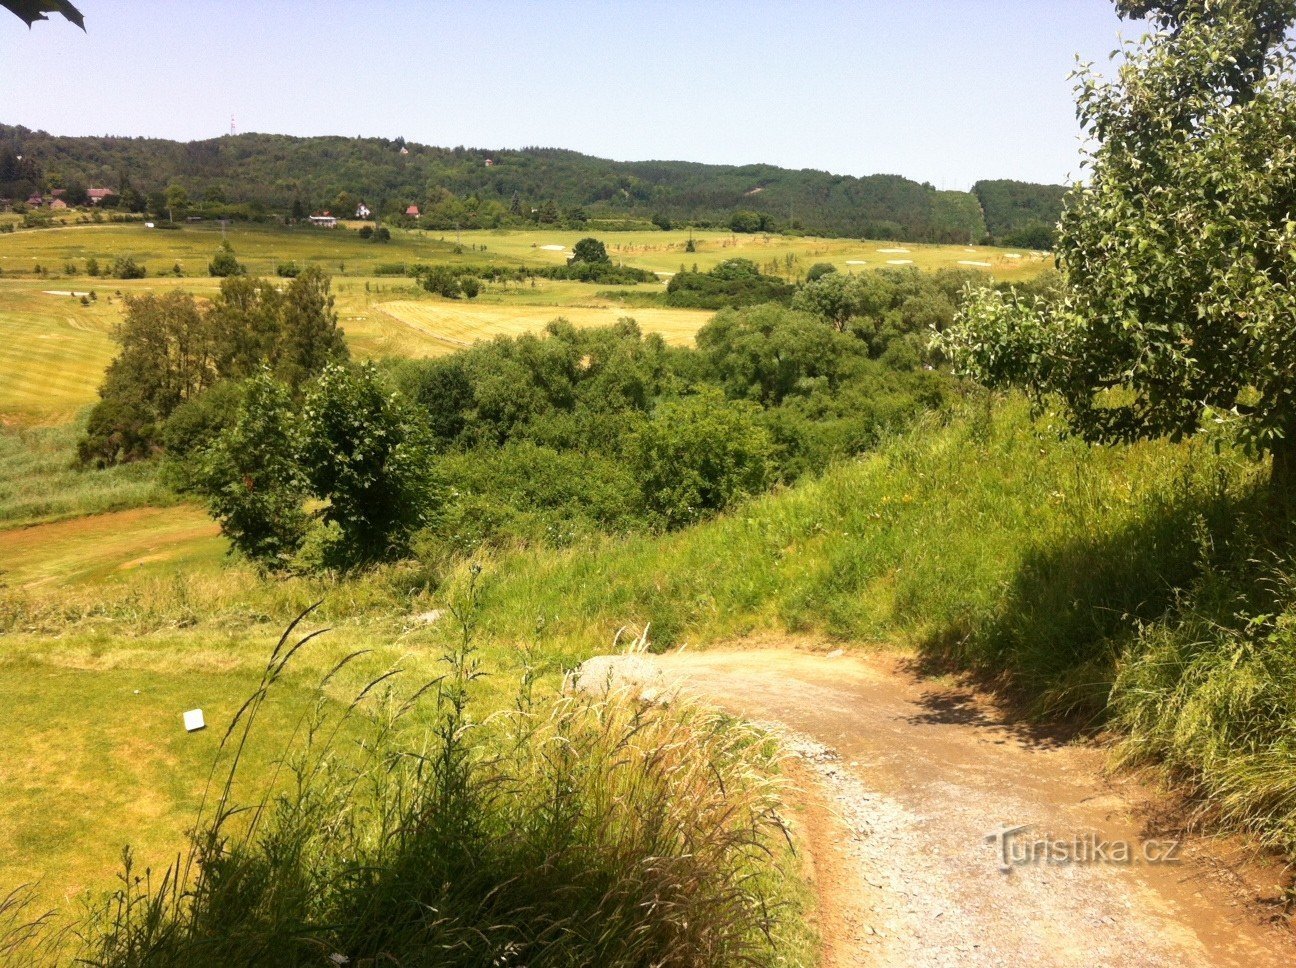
[[375, 299, 711, 350]]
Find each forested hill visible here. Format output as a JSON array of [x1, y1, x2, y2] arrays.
[[0, 124, 1066, 245]]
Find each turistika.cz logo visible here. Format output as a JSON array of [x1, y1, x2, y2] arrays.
[[985, 825, 1183, 873]]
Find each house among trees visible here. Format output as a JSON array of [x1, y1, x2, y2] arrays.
[[26, 193, 43, 207], [49, 198, 68, 210], [308, 213, 338, 228], [405, 204, 420, 217], [87, 188, 116, 205], [355, 202, 371, 219]]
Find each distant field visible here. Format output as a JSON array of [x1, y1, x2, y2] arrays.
[[0, 221, 1049, 283], [0, 222, 1049, 424], [0, 283, 118, 425], [458, 228, 1051, 281], [0, 505, 222, 589], [375, 299, 712, 352]]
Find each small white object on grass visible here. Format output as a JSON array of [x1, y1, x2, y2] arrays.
[[183, 709, 206, 732]]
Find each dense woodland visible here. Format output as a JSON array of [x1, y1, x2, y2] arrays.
[[0, 125, 1066, 245]]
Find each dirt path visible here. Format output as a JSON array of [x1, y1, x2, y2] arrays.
[[578, 647, 1294, 967]]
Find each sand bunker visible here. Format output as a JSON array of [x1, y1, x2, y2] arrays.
[[887, 259, 914, 266], [42, 290, 91, 297], [1004, 253, 1023, 260], [539, 244, 566, 252], [958, 261, 992, 268], [845, 260, 867, 265], [878, 248, 910, 254]]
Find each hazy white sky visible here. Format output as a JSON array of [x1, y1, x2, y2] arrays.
[[1, 1, 1142, 188]]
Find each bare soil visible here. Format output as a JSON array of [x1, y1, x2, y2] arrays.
[[578, 646, 1296, 967]]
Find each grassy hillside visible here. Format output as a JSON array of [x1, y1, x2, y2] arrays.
[[6, 396, 1295, 896], [2, 125, 1066, 244]]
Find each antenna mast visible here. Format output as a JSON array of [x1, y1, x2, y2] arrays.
[[230, 114, 237, 136]]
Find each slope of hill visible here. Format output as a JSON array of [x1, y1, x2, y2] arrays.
[[0, 124, 1066, 245]]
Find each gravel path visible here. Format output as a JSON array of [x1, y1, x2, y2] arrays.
[[576, 648, 1294, 967]]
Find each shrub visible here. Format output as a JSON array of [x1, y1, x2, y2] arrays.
[[665, 260, 793, 310], [632, 391, 774, 529], [110, 256, 145, 279], [275, 261, 300, 278]]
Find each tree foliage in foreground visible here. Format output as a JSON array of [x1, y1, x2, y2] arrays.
[[941, 0, 1296, 484], [1, 0, 82, 28]]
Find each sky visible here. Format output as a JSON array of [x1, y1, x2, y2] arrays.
[[0, 0, 1143, 189]]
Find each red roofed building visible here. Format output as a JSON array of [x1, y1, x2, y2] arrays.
[[87, 188, 117, 205], [406, 205, 420, 217]]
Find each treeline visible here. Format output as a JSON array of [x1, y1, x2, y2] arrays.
[[971, 180, 1070, 248], [2, 125, 1066, 245]]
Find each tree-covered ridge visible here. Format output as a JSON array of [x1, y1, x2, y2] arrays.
[[0, 125, 1066, 245], [971, 180, 1070, 247]]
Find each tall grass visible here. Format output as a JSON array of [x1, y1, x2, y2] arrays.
[[0, 422, 176, 529], [13, 600, 805, 967]]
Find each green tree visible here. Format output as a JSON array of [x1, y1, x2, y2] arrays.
[[729, 210, 762, 234], [208, 240, 246, 278], [569, 237, 610, 265], [297, 363, 441, 566], [943, 1, 1296, 486], [79, 291, 217, 465], [196, 374, 309, 568], [164, 182, 188, 222], [275, 266, 348, 386]]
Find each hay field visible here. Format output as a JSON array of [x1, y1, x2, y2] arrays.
[[454, 229, 1051, 281], [374, 299, 712, 353]]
